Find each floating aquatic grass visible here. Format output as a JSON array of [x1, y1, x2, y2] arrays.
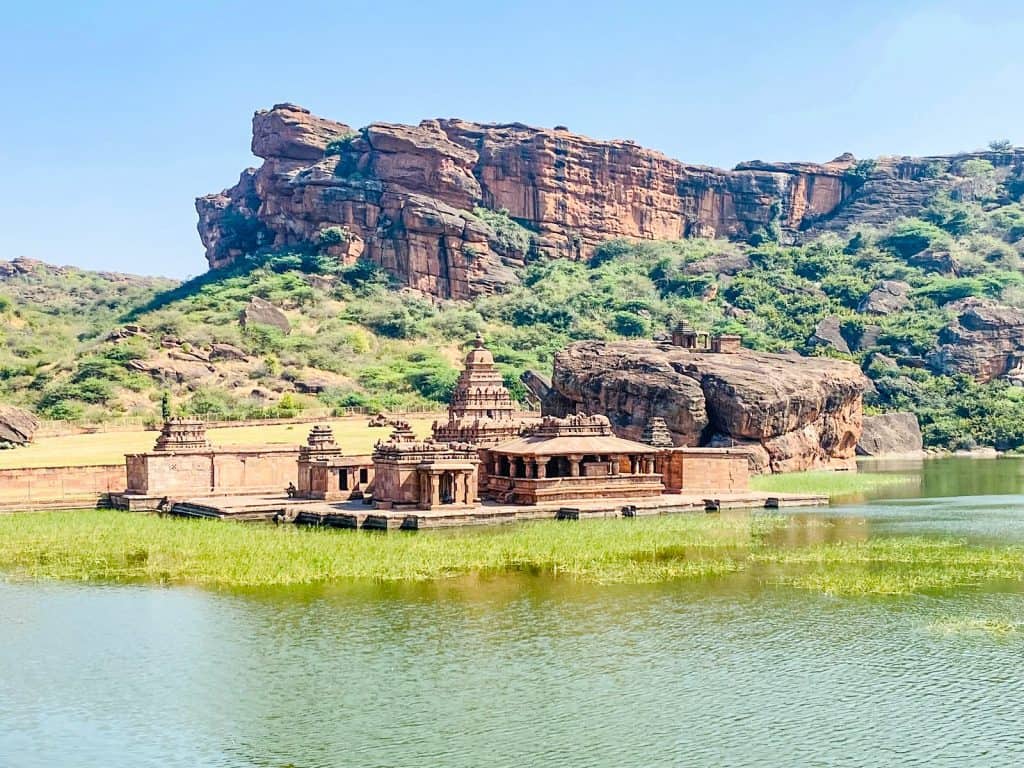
[[2, 510, 1024, 596], [750, 470, 918, 499], [929, 617, 1024, 635]]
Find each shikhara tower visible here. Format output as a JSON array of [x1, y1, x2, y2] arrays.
[[432, 333, 525, 446]]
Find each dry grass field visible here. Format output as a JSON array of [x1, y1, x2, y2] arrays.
[[0, 416, 437, 469]]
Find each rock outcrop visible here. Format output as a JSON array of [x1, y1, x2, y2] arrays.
[[927, 299, 1024, 382], [199, 104, 1024, 300], [530, 340, 868, 473], [857, 412, 923, 456], [858, 280, 911, 315], [239, 296, 291, 333], [0, 405, 40, 448], [807, 316, 850, 354]]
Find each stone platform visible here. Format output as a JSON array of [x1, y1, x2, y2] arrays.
[[166, 491, 827, 530]]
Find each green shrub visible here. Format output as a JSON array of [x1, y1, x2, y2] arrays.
[[474, 207, 533, 255], [880, 219, 952, 259]]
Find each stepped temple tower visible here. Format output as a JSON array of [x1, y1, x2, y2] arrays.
[[432, 333, 530, 446]]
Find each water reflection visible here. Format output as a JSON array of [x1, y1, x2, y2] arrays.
[[4, 458, 1024, 767]]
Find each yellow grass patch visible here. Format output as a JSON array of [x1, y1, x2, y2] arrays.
[[0, 416, 436, 469]]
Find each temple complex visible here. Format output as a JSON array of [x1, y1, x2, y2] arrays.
[[110, 327, 830, 525], [295, 425, 373, 501], [487, 414, 664, 505]]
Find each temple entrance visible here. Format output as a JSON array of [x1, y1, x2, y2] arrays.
[[339, 470, 349, 491], [440, 472, 455, 504]]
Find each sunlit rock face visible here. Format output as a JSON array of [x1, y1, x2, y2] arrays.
[[198, 104, 1024, 301], [538, 340, 868, 474]]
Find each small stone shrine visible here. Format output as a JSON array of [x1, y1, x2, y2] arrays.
[[372, 430, 480, 511], [641, 417, 675, 449], [296, 425, 373, 501]]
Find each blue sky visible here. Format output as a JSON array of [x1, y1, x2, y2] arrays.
[[2, 0, 1022, 278]]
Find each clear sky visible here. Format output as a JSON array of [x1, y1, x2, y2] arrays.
[[2, 0, 1022, 278]]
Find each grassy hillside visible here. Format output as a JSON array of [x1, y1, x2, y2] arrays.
[[4, 169, 1024, 450]]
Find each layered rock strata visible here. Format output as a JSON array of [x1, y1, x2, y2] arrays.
[[200, 104, 1023, 299]]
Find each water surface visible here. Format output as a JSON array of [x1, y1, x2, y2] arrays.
[[3, 457, 1024, 767]]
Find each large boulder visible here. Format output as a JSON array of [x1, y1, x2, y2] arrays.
[[857, 412, 924, 456], [541, 340, 868, 473], [858, 280, 911, 315], [807, 316, 850, 354], [927, 299, 1024, 382], [240, 296, 291, 334], [0, 405, 40, 448]]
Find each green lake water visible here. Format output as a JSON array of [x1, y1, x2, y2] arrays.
[[4, 457, 1024, 767]]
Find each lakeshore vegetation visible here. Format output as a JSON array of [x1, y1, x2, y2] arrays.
[[3, 175, 1024, 452], [2, 508, 1023, 597]]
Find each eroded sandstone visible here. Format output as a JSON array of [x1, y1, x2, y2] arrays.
[[533, 340, 868, 473]]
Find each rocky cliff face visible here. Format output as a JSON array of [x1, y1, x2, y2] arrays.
[[199, 104, 1024, 300], [529, 340, 868, 473]]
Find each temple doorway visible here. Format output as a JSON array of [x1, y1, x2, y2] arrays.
[[440, 472, 455, 504]]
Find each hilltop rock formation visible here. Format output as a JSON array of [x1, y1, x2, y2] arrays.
[[927, 299, 1024, 382], [0, 405, 40, 448], [528, 340, 868, 473], [198, 104, 1024, 300]]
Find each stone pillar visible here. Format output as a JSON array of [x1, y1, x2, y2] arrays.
[[569, 455, 582, 477], [629, 456, 637, 474], [537, 458, 549, 479], [526, 459, 536, 479], [609, 455, 620, 475], [493, 457, 501, 477]]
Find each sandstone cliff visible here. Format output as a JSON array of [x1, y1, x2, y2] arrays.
[[528, 340, 868, 473], [198, 103, 1024, 300]]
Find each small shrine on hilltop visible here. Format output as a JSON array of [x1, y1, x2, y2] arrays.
[[486, 414, 664, 505], [670, 321, 741, 354], [154, 418, 210, 451], [371, 427, 480, 511], [295, 425, 374, 501], [432, 333, 533, 446]]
